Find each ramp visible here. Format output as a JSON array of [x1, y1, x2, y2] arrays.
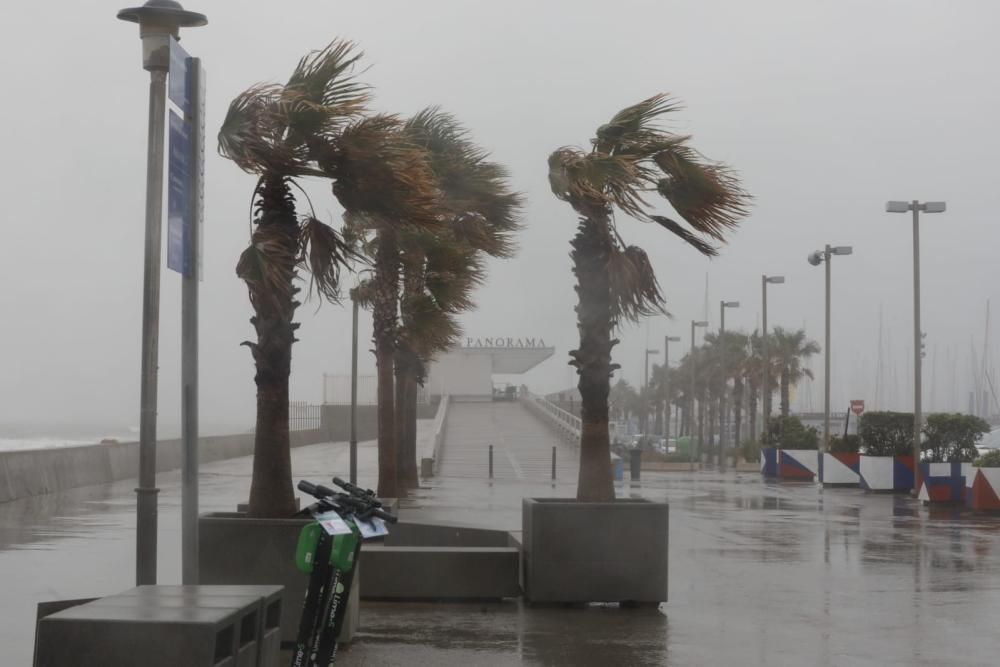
[[437, 401, 578, 481]]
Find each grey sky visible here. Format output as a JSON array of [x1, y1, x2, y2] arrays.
[[2, 0, 998, 433]]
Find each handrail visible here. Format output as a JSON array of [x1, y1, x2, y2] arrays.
[[520, 388, 581, 445]]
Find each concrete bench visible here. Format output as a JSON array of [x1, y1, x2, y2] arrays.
[[360, 545, 521, 600]]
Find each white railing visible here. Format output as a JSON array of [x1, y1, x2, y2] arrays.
[[521, 388, 581, 446]]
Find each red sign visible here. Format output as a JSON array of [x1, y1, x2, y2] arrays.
[[850, 400, 865, 416]]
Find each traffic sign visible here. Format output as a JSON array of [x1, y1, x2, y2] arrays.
[[850, 400, 865, 416], [167, 110, 191, 275]]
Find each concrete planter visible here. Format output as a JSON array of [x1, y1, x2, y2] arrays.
[[819, 452, 860, 486], [522, 498, 668, 604], [859, 455, 915, 492], [917, 462, 970, 504], [198, 512, 359, 646], [778, 449, 818, 481], [968, 467, 1000, 511]]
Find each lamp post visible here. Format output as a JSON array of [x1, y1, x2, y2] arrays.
[[664, 335, 681, 440], [719, 301, 740, 470], [118, 0, 206, 586], [886, 200, 945, 492], [349, 290, 359, 485], [808, 246, 853, 453], [761, 275, 784, 445], [644, 348, 659, 435], [690, 320, 709, 470]]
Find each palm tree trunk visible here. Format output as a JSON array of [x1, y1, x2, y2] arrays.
[[373, 229, 400, 498], [697, 397, 705, 462], [780, 369, 791, 417], [570, 214, 615, 502], [733, 379, 744, 449], [246, 175, 299, 518], [749, 384, 758, 444], [394, 350, 420, 490], [654, 403, 663, 436]]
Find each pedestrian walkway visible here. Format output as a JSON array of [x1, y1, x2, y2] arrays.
[[436, 400, 579, 482]]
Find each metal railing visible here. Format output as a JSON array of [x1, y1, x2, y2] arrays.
[[521, 388, 581, 446], [289, 401, 321, 432]]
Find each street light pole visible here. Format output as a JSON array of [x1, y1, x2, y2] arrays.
[[809, 245, 853, 452], [117, 0, 206, 586], [664, 335, 680, 441], [886, 199, 945, 492], [690, 320, 708, 470], [719, 301, 739, 470], [761, 276, 784, 446], [350, 292, 359, 485], [644, 348, 659, 435]]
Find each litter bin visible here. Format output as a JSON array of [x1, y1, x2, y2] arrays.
[[630, 448, 642, 481]]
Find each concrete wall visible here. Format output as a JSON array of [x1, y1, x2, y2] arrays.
[[425, 351, 493, 398], [0, 429, 327, 504], [320, 401, 438, 444]]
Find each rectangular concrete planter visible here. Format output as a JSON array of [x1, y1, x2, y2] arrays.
[[819, 452, 860, 486], [522, 498, 668, 604], [778, 449, 818, 480], [968, 467, 1000, 511], [859, 455, 914, 492], [917, 462, 969, 504], [198, 512, 359, 646]]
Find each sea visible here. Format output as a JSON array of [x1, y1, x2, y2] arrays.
[[0, 420, 251, 452]]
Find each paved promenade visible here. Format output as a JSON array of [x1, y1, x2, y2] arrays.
[[5, 426, 1000, 664]]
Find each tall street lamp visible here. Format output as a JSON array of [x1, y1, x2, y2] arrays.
[[644, 348, 659, 437], [719, 301, 740, 470], [808, 246, 853, 452], [118, 0, 207, 586], [761, 275, 784, 445], [886, 199, 945, 492], [664, 335, 681, 440], [690, 320, 709, 470]]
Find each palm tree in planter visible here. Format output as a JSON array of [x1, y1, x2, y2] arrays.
[[526, 98, 749, 603], [547, 94, 751, 502], [218, 41, 368, 518], [771, 327, 820, 417]]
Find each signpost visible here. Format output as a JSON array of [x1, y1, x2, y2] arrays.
[[851, 400, 865, 417], [168, 36, 205, 584]]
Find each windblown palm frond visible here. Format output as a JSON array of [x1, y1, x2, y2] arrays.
[[284, 40, 369, 143], [299, 217, 360, 302], [607, 245, 665, 322]]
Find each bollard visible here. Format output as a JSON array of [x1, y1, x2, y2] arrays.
[[551, 447, 557, 480], [489, 444, 494, 479], [630, 448, 642, 482]]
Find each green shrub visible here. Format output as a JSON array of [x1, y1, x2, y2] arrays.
[[768, 416, 819, 450], [829, 434, 861, 453], [922, 413, 991, 463], [974, 449, 1000, 468], [741, 440, 761, 463], [859, 411, 913, 456]]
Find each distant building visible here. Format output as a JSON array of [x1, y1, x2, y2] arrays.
[[425, 338, 555, 402]]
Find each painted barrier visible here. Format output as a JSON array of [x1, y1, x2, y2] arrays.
[[916, 462, 967, 504], [859, 455, 914, 492], [968, 467, 1000, 511], [761, 447, 778, 477], [778, 449, 818, 481], [820, 452, 860, 486]]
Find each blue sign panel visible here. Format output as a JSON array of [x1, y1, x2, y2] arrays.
[[167, 110, 192, 275], [168, 38, 191, 114]]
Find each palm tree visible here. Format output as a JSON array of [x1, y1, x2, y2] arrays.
[[393, 110, 522, 489], [771, 327, 821, 417], [327, 116, 444, 499], [548, 95, 750, 501], [217, 41, 367, 517]]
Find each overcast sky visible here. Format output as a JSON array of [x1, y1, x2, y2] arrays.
[[2, 0, 998, 434]]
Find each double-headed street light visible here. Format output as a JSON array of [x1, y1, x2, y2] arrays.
[[886, 200, 946, 493], [719, 301, 740, 470], [808, 246, 853, 453], [761, 276, 784, 444], [118, 0, 207, 586], [664, 335, 681, 439], [690, 320, 709, 470]]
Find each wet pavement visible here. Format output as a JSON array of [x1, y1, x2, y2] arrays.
[[5, 437, 1000, 665]]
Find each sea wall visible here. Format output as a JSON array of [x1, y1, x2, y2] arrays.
[[0, 429, 326, 504]]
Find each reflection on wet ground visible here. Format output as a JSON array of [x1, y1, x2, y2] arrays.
[[4, 443, 1000, 665]]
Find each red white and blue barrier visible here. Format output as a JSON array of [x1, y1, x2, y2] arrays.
[[859, 455, 915, 492], [819, 452, 860, 486], [778, 449, 818, 481], [968, 467, 1000, 511], [916, 462, 968, 504]]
